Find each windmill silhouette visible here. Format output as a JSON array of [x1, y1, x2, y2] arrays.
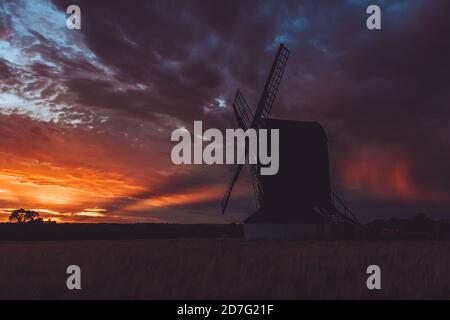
[[221, 44, 361, 240]]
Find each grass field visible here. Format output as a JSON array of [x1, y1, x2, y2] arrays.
[[0, 240, 449, 299]]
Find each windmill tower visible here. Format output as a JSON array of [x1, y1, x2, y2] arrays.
[[221, 44, 361, 240]]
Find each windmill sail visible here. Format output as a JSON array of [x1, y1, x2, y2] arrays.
[[252, 44, 290, 128], [231, 90, 263, 209], [232, 90, 253, 130], [221, 163, 244, 214], [221, 44, 290, 215]]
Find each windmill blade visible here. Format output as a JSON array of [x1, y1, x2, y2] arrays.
[[222, 163, 263, 214], [252, 44, 290, 128], [223, 90, 263, 215], [248, 164, 262, 209], [221, 46, 289, 215], [232, 89, 253, 130], [221, 164, 244, 214]]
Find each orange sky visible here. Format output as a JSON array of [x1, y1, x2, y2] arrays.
[[339, 146, 449, 204], [0, 116, 201, 222], [0, 115, 249, 223], [0, 115, 448, 223], [1, 116, 446, 223]]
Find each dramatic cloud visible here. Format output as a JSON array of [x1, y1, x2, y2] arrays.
[[0, 0, 449, 222]]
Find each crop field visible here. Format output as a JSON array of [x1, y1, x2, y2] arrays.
[[0, 240, 449, 299]]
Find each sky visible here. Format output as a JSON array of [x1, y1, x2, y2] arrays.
[[0, 0, 449, 223]]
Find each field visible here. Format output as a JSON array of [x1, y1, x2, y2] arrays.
[[0, 240, 449, 299]]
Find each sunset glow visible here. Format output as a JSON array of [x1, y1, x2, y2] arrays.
[[340, 146, 449, 203], [1, 0, 449, 223]]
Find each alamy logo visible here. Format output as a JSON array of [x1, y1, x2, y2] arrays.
[[366, 5, 381, 30], [171, 121, 279, 175], [366, 265, 381, 290], [66, 265, 81, 290], [66, 5, 81, 30]]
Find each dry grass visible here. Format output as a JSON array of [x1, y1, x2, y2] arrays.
[[0, 240, 449, 299]]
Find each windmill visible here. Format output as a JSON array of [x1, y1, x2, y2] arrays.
[[221, 44, 361, 240]]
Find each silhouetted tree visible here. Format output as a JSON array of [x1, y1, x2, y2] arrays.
[[8, 209, 42, 223]]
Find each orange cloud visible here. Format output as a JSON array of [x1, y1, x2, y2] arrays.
[[0, 116, 163, 222], [340, 146, 448, 202], [0, 115, 229, 223], [123, 183, 248, 212]]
